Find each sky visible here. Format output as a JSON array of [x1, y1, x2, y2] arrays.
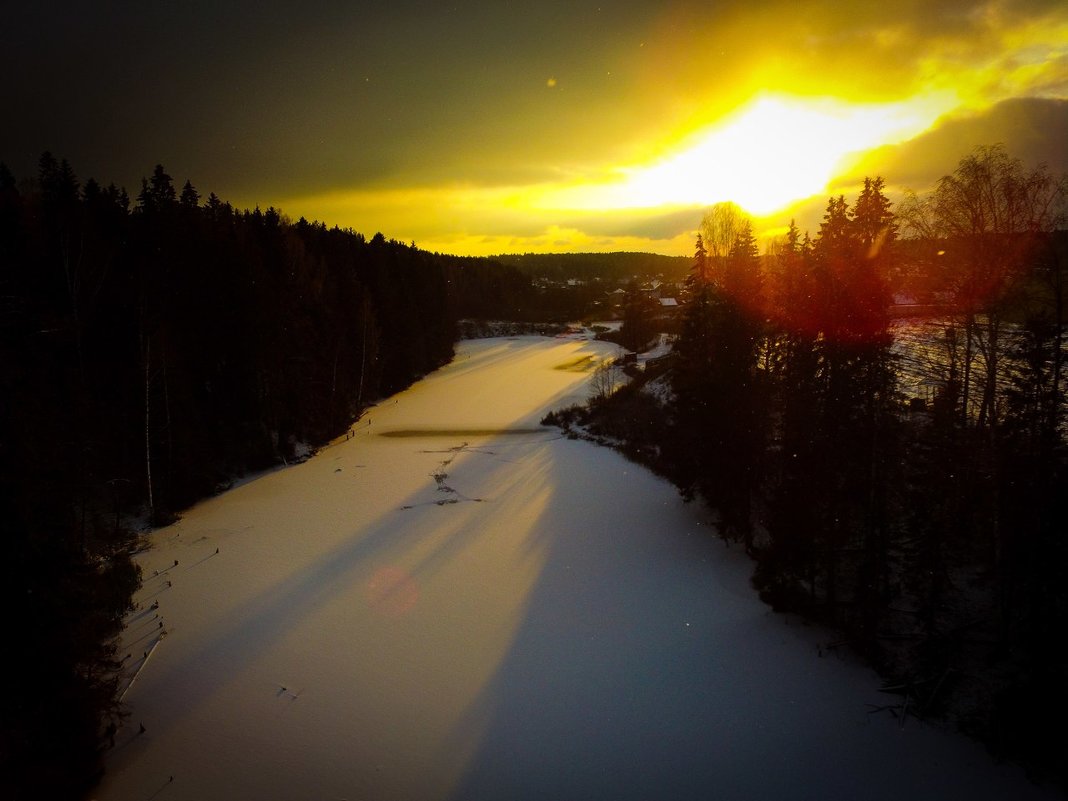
[[2, 0, 1067, 255]]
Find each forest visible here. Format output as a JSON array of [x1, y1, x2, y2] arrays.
[[0, 155, 552, 798], [576, 146, 1068, 787], [2, 145, 1065, 797], [494, 251, 690, 282]]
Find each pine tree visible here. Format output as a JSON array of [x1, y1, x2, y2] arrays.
[[137, 164, 177, 215], [671, 217, 765, 549], [619, 279, 658, 352], [179, 179, 200, 210]]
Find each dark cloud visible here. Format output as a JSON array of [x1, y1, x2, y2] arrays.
[[849, 97, 1068, 189], [0, 0, 659, 196]]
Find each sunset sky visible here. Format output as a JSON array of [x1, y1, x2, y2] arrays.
[[3, 0, 1066, 255]]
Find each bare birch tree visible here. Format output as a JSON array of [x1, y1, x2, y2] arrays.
[[900, 145, 1067, 429]]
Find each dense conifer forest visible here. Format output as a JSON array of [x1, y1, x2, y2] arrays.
[[574, 149, 1068, 787], [0, 154, 549, 798]]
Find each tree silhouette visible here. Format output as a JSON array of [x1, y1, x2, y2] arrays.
[[671, 205, 765, 549], [619, 279, 658, 352]]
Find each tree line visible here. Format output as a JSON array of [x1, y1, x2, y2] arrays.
[[603, 146, 1067, 785], [494, 251, 690, 283], [0, 154, 540, 798]]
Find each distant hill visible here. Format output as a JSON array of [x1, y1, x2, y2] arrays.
[[492, 251, 691, 282]]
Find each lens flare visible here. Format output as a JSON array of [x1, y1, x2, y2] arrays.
[[365, 565, 420, 618]]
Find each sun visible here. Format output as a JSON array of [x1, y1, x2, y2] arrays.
[[539, 93, 956, 216], [632, 97, 879, 213]]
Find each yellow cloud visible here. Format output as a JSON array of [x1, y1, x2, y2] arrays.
[[529, 92, 957, 217], [270, 185, 698, 256]]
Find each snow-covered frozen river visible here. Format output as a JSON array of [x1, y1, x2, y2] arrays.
[[96, 336, 1056, 801]]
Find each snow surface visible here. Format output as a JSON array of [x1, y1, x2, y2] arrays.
[[638, 332, 674, 364], [95, 336, 1055, 801]]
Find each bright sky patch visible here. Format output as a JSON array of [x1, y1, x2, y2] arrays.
[[536, 93, 959, 216]]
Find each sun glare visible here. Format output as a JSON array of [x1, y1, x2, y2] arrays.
[[540, 93, 957, 216], [286, 93, 960, 255]]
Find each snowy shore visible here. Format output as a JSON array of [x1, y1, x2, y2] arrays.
[[95, 336, 1057, 801]]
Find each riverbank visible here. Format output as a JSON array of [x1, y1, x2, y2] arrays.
[[561, 339, 1067, 793]]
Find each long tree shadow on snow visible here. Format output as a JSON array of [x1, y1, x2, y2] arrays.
[[115, 376, 598, 739]]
